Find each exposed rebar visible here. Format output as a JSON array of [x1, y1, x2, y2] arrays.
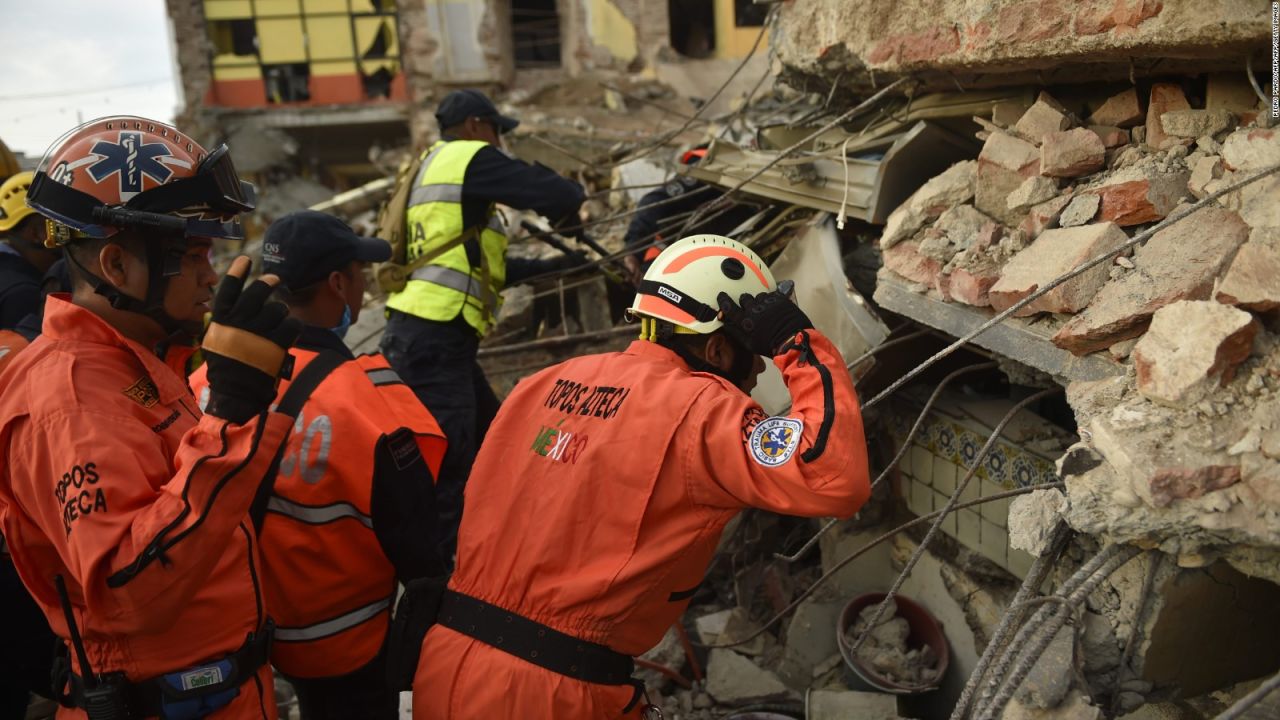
[[849, 387, 1063, 656], [1216, 669, 1280, 720], [774, 360, 997, 563], [975, 544, 1143, 720], [951, 521, 1074, 720]]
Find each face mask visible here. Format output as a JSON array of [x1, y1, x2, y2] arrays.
[[330, 305, 352, 340]]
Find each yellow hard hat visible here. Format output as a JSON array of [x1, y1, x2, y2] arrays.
[[631, 234, 775, 335], [0, 171, 34, 233]]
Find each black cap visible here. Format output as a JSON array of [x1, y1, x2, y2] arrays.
[[435, 89, 520, 134], [261, 210, 391, 291]]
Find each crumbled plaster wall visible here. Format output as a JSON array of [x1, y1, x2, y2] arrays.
[[167, 0, 216, 142], [564, 0, 668, 74], [772, 0, 1270, 93]]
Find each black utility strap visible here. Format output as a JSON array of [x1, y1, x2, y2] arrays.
[[638, 280, 720, 323], [250, 350, 347, 531], [438, 590, 645, 711]]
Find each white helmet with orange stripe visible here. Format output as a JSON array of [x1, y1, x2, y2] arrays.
[[630, 234, 775, 336]]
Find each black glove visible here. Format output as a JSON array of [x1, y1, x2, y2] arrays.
[[202, 259, 302, 424], [717, 288, 814, 357], [556, 250, 590, 272]]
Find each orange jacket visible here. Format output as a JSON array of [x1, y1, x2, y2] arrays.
[[0, 329, 29, 376], [0, 296, 291, 719], [415, 330, 870, 718], [191, 331, 447, 678]]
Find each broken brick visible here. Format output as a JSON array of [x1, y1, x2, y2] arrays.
[[881, 160, 976, 248], [1145, 83, 1192, 150], [1014, 93, 1071, 143], [1188, 156, 1223, 199], [1148, 465, 1242, 508], [1006, 176, 1059, 211], [1216, 229, 1280, 312], [1041, 128, 1106, 178], [1058, 194, 1100, 227], [949, 258, 1003, 307], [1087, 88, 1143, 128], [1017, 195, 1072, 239], [1132, 300, 1258, 408], [1091, 164, 1191, 226], [1160, 109, 1235, 139], [989, 222, 1128, 316], [1052, 206, 1249, 354], [976, 131, 1041, 225], [1221, 128, 1280, 173], [1087, 125, 1130, 148], [1207, 73, 1263, 122]]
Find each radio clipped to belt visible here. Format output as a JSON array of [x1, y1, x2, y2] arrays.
[[53, 574, 272, 720]]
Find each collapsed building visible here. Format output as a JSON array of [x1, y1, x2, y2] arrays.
[[153, 1, 1280, 719]]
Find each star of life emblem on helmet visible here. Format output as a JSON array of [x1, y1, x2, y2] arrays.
[[86, 132, 189, 198]]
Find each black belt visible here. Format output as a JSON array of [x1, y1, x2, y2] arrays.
[[438, 590, 644, 712], [64, 619, 273, 718]]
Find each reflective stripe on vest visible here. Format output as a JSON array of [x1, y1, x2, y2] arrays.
[[266, 496, 373, 529], [274, 596, 393, 643], [387, 139, 509, 336]]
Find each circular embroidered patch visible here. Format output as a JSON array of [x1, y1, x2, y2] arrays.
[[748, 416, 803, 467]]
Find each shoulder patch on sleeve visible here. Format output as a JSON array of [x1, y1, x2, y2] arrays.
[[748, 416, 803, 467]]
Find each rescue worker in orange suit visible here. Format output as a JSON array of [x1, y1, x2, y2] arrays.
[[0, 116, 302, 718], [1, 259, 69, 715], [414, 234, 872, 718], [380, 88, 587, 567], [190, 210, 448, 720]]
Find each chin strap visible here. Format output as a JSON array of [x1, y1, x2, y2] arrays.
[[652, 319, 756, 388], [62, 238, 191, 343]]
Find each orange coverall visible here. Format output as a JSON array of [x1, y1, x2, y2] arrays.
[[0, 296, 292, 718], [190, 344, 447, 678], [414, 330, 870, 718]]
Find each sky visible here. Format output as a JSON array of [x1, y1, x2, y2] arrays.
[[0, 1, 181, 161]]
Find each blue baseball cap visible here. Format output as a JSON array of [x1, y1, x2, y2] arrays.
[[262, 210, 390, 291]]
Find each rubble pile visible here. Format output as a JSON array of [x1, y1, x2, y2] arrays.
[[877, 79, 1280, 578], [847, 604, 941, 687]]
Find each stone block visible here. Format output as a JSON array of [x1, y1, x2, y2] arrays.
[[1221, 128, 1280, 173], [1007, 176, 1060, 211], [935, 203, 995, 250], [989, 223, 1128, 317], [706, 649, 794, 704], [1014, 92, 1071, 142], [1160, 108, 1235, 139], [1018, 195, 1072, 239], [1207, 72, 1264, 119], [949, 258, 1002, 307], [807, 690, 901, 720], [1059, 193, 1100, 227], [1088, 88, 1143, 128], [1041, 128, 1106, 178], [1132, 300, 1259, 408], [1145, 83, 1192, 150], [1188, 155, 1223, 199], [1215, 228, 1280, 311], [880, 160, 976, 248], [1091, 165, 1191, 226], [1052, 206, 1249, 354], [976, 131, 1041, 225], [1088, 125, 1130, 148], [1008, 488, 1067, 557], [1015, 625, 1073, 709], [882, 240, 947, 297], [785, 600, 842, 669]]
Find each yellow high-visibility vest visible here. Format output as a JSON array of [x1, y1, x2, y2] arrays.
[[386, 139, 507, 335]]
